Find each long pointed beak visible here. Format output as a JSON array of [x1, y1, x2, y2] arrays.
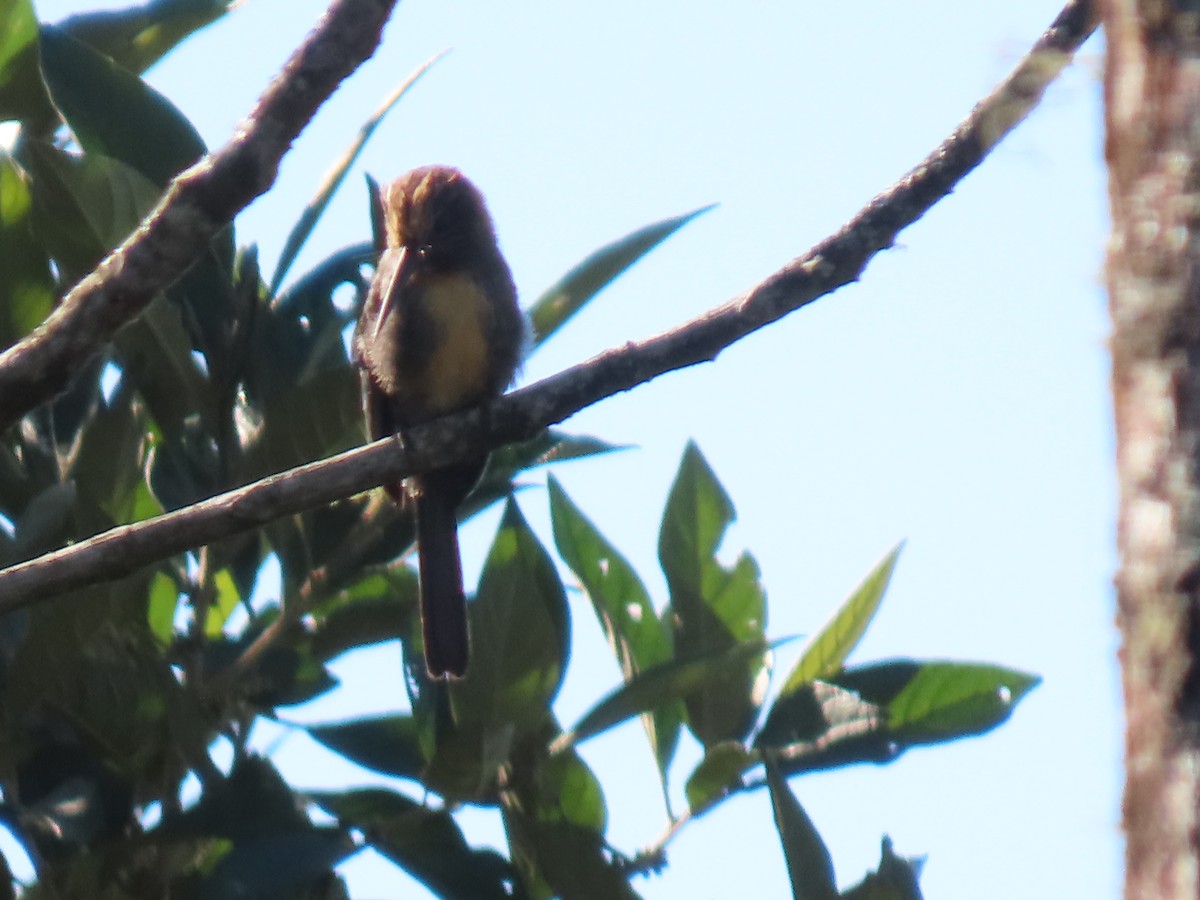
[[371, 245, 412, 340]]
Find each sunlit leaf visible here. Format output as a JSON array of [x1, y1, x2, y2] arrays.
[[146, 570, 180, 644], [548, 475, 680, 783], [0, 0, 55, 127], [781, 543, 902, 694], [684, 741, 754, 812], [0, 153, 54, 351], [204, 569, 240, 637]]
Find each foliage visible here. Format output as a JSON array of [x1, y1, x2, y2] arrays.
[[0, 3, 1037, 898]]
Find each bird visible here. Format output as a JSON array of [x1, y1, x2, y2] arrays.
[[353, 166, 525, 678]]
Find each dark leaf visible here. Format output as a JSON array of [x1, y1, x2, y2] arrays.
[[23, 138, 161, 278], [188, 829, 356, 900], [68, 391, 149, 524], [527, 204, 714, 348], [552, 639, 773, 756], [659, 441, 768, 746], [118, 295, 215, 440], [306, 716, 426, 782], [60, 0, 235, 75], [10, 480, 77, 563], [158, 756, 310, 840], [270, 55, 445, 296], [39, 25, 206, 186], [502, 800, 637, 900], [764, 755, 838, 900], [449, 499, 570, 735], [311, 788, 516, 900], [840, 837, 925, 900], [310, 570, 416, 663], [148, 415, 221, 512]]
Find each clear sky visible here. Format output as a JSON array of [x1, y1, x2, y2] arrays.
[[28, 2, 1119, 898]]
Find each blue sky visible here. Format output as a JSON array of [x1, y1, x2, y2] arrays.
[[28, 2, 1119, 898]]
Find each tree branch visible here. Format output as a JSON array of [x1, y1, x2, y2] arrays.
[[0, 0, 399, 432], [0, 0, 1098, 614]]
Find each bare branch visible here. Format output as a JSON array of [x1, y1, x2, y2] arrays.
[[0, 0, 1098, 614], [0, 0, 399, 432]]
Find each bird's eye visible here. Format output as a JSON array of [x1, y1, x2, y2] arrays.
[[417, 244, 434, 258]]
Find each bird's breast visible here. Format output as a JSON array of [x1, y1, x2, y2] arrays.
[[414, 272, 493, 416]]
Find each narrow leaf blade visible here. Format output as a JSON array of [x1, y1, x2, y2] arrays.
[[527, 204, 714, 348]]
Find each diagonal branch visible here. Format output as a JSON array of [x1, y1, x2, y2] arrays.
[[0, 0, 1098, 614], [0, 0, 399, 432]]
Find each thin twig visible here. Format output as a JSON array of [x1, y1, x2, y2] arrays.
[[0, 0, 1098, 616], [0, 0, 399, 432]]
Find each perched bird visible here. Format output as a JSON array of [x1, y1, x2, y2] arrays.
[[353, 166, 524, 678]]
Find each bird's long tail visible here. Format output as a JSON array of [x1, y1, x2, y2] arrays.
[[413, 465, 477, 678]]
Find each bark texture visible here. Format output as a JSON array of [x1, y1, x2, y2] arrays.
[[1106, 2, 1200, 896]]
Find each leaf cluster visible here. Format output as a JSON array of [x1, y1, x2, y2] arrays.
[[0, 4, 1038, 899]]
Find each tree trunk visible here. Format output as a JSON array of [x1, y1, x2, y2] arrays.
[[1107, 3, 1200, 896]]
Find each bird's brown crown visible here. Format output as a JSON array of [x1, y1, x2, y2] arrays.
[[383, 165, 499, 271]]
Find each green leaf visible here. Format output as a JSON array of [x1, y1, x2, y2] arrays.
[[147, 570, 180, 644], [60, 0, 235, 75], [203, 569, 240, 637], [684, 741, 754, 812], [450, 498, 570, 734], [755, 660, 1040, 774], [310, 570, 415, 663], [148, 414, 221, 511], [552, 639, 773, 756], [269, 53, 446, 296], [39, 24, 237, 368], [204, 631, 338, 709], [659, 441, 768, 746], [841, 659, 1041, 744], [23, 139, 162, 279], [310, 788, 516, 900], [243, 364, 363, 478], [764, 755, 838, 900], [118, 295, 215, 440], [548, 476, 680, 781], [781, 543, 902, 694], [39, 25, 206, 187], [11, 480, 76, 563], [527, 204, 714, 348], [501, 748, 634, 900], [68, 390, 148, 523], [755, 678, 887, 767], [0, 0, 55, 128], [306, 716, 426, 782], [0, 152, 54, 350]]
